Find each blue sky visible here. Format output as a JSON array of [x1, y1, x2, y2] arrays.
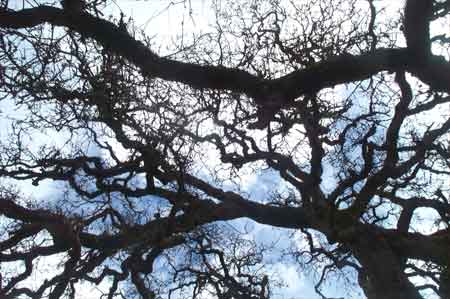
[[2, 0, 449, 298]]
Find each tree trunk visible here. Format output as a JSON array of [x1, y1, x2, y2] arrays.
[[350, 231, 422, 299]]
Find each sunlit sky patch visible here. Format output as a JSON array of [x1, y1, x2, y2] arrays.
[[1, 0, 449, 298]]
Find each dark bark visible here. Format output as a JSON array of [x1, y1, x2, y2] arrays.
[[351, 231, 421, 299], [1, 6, 450, 104], [1, 0, 450, 298]]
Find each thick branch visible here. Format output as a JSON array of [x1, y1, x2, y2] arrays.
[[404, 0, 433, 58], [78, 192, 314, 251], [0, 6, 420, 104]]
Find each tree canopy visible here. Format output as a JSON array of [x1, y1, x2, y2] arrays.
[[0, 0, 450, 298]]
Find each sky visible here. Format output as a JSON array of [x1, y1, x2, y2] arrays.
[[105, 1, 358, 297], [1, 0, 449, 298], [0, 0, 355, 298], [91, 1, 449, 296]]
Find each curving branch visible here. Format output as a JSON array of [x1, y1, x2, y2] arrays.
[[1, 5, 449, 107]]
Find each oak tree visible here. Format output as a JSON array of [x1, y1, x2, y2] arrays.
[[1, 0, 450, 298]]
